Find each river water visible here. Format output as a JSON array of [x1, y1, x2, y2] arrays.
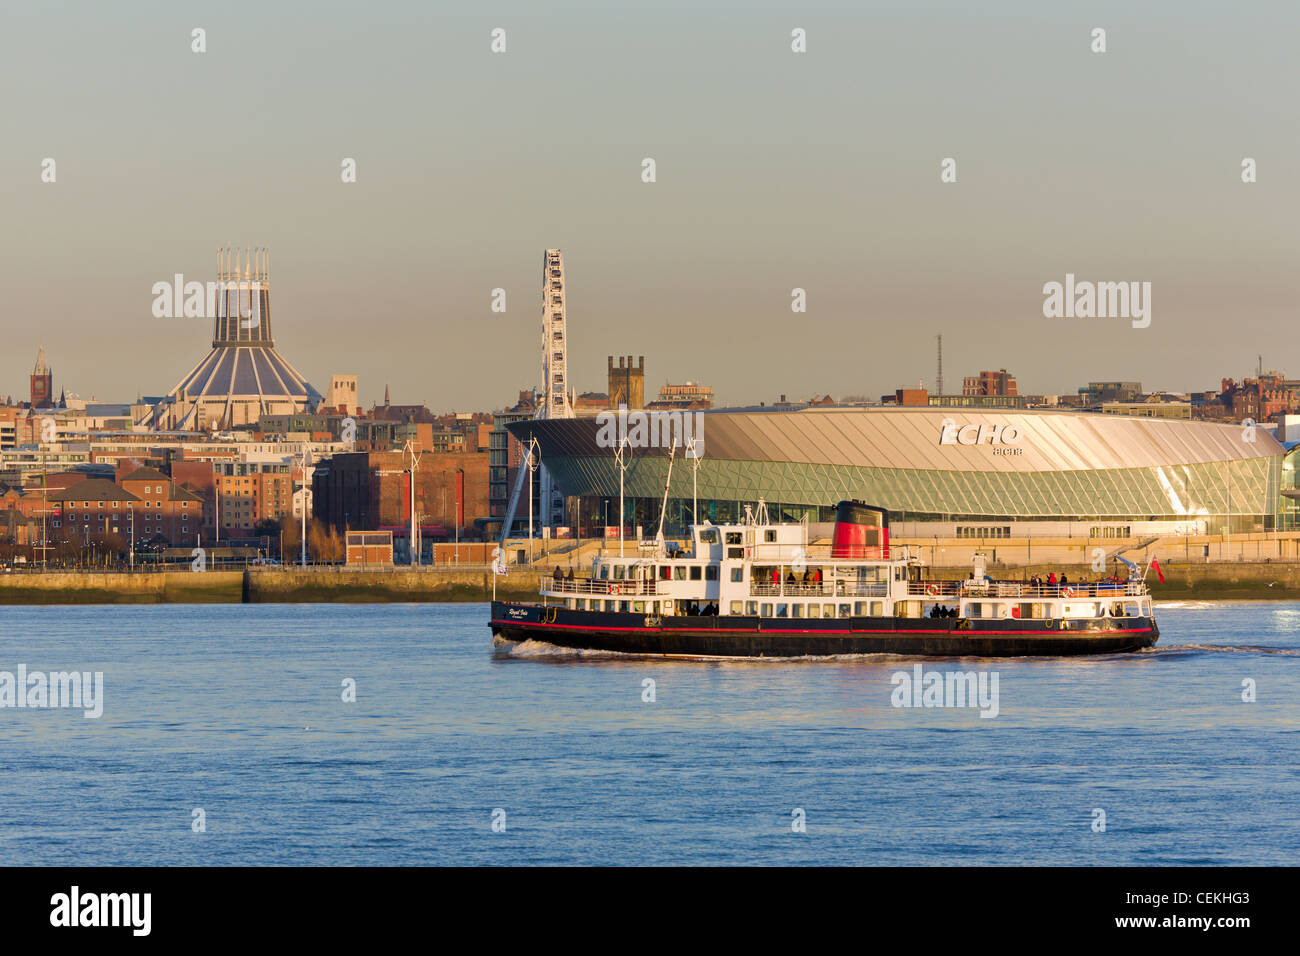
[[0, 601, 1296, 865]]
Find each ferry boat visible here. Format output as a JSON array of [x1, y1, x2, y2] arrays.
[[490, 500, 1159, 658]]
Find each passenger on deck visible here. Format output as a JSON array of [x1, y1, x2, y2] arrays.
[[1047, 572, 1058, 586], [566, 567, 574, 581], [553, 566, 563, 585], [786, 571, 796, 585]]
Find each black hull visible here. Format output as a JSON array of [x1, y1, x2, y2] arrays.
[[490, 601, 1159, 658]]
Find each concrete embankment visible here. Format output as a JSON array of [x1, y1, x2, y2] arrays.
[[2, 562, 1300, 604], [0, 568, 546, 605]]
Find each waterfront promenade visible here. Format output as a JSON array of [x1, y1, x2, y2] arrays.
[[3, 559, 1300, 603]]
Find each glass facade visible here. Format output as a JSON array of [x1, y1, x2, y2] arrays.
[[542, 454, 1282, 537]]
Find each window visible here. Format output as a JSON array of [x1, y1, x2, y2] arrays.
[[705, 566, 718, 581], [745, 601, 758, 616], [792, 604, 803, 618], [613, 565, 626, 580], [700, 529, 718, 544], [730, 601, 743, 615], [725, 532, 742, 545], [764, 530, 776, 542], [760, 603, 772, 617], [838, 604, 851, 619], [689, 566, 702, 580], [823, 605, 836, 619], [730, 568, 743, 583], [776, 604, 788, 617]]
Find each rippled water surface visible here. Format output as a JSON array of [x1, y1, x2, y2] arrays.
[[0, 601, 1296, 865]]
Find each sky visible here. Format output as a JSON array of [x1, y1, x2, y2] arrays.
[[3, 0, 1298, 411]]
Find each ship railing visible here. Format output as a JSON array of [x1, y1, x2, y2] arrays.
[[750, 582, 889, 598], [908, 581, 1147, 600], [543, 577, 658, 597]]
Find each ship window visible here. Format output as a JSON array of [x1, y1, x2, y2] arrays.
[[690, 566, 702, 580], [731, 568, 743, 583], [599, 565, 609, 580], [838, 604, 851, 619], [730, 601, 742, 615], [745, 601, 758, 615], [725, 532, 742, 545], [761, 603, 772, 617], [634, 601, 645, 613], [1018, 602, 1034, 618], [775, 604, 788, 617], [619, 601, 630, 612], [576, 599, 586, 610], [699, 530, 718, 544], [674, 565, 687, 579], [659, 565, 671, 580], [705, 566, 717, 581], [764, 530, 776, 543], [613, 565, 626, 580], [727, 547, 744, 559], [854, 602, 868, 615], [871, 602, 884, 616], [792, 604, 803, 618]]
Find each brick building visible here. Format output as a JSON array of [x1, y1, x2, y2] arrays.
[[312, 449, 489, 540], [48, 474, 203, 543]]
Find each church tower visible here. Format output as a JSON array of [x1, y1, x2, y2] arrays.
[[30, 346, 53, 409]]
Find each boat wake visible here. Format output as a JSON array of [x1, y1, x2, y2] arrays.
[[1150, 643, 1300, 658], [492, 636, 630, 660]]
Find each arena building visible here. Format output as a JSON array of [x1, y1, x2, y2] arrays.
[[508, 406, 1286, 539]]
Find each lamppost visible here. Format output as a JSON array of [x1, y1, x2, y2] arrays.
[[525, 437, 539, 564], [455, 467, 464, 560], [298, 443, 311, 567]]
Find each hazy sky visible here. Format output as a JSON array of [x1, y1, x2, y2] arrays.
[[4, 0, 1297, 411]]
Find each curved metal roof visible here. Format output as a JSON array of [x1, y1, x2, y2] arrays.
[[511, 406, 1280, 472]]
